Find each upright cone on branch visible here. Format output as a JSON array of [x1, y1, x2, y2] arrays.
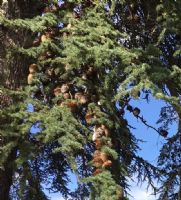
[[85, 109, 95, 123], [60, 84, 69, 93], [54, 87, 62, 97], [27, 64, 38, 84], [27, 74, 33, 85], [29, 64, 37, 73]]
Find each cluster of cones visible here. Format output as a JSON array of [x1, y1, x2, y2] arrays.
[[84, 106, 114, 176], [92, 125, 113, 176], [53, 83, 91, 112], [52, 85, 115, 176], [26, 2, 126, 199], [27, 28, 56, 85], [27, 63, 38, 85], [92, 150, 112, 176], [27, 2, 60, 85], [27, 0, 114, 181]]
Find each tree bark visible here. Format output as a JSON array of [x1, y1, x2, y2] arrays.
[[0, 0, 44, 89], [0, 1, 44, 198], [0, 148, 17, 200]]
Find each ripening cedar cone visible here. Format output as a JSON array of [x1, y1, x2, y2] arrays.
[[94, 124, 110, 138], [159, 129, 168, 137], [74, 92, 83, 100], [93, 160, 103, 168], [133, 107, 140, 117], [102, 160, 112, 168], [59, 101, 77, 113], [92, 131, 98, 141], [41, 34, 48, 42], [92, 151, 104, 168], [43, 7, 50, 13], [43, 5, 57, 13], [74, 92, 89, 104], [101, 124, 110, 137], [27, 73, 33, 85], [95, 125, 104, 134], [85, 110, 95, 123], [29, 64, 37, 74], [92, 152, 102, 161], [93, 150, 101, 157], [79, 95, 89, 104], [95, 139, 103, 150], [63, 93, 71, 99], [100, 152, 108, 162], [51, 5, 58, 12], [54, 87, 62, 97], [61, 84, 69, 93], [41, 33, 51, 42], [65, 101, 78, 113], [92, 155, 102, 163], [92, 125, 104, 141]]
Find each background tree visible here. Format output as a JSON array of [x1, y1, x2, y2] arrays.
[[110, 1, 181, 199]]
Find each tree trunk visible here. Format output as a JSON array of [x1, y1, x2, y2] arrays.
[[0, 148, 17, 200], [0, 0, 44, 89], [0, 1, 44, 198]]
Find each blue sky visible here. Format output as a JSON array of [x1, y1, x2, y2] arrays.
[[45, 96, 177, 200], [126, 97, 177, 200]]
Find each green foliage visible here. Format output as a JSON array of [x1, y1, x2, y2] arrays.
[[0, 0, 180, 200], [85, 171, 122, 200]]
